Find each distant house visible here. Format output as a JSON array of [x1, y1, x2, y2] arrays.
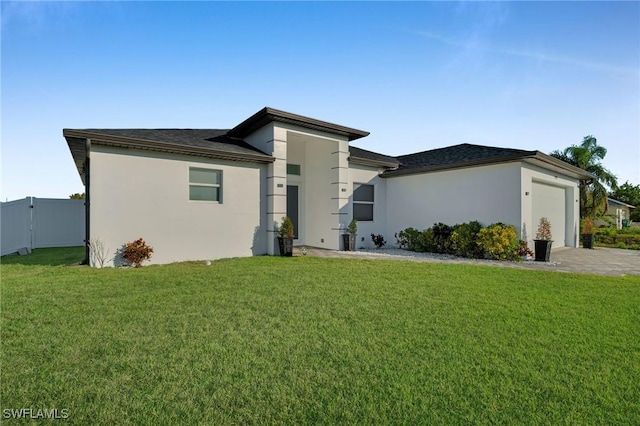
[[64, 107, 592, 266], [595, 198, 636, 229]]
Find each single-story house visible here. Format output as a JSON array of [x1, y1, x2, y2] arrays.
[[64, 107, 592, 266], [595, 198, 635, 229]]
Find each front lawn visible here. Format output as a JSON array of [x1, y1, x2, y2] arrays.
[[2, 248, 639, 424]]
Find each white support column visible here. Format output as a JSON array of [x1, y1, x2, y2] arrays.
[[331, 139, 350, 249], [244, 123, 288, 255], [267, 126, 288, 255]]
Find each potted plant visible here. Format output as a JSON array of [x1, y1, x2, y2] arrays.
[[533, 217, 553, 262], [277, 216, 295, 257], [342, 219, 357, 251], [581, 217, 595, 249]]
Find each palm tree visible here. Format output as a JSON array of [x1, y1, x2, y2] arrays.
[[550, 135, 618, 218]]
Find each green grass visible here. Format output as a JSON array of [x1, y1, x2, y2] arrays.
[[1, 246, 85, 266], [2, 248, 640, 424]]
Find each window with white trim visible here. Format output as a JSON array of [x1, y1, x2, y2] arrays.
[[189, 167, 222, 202], [353, 183, 374, 221]]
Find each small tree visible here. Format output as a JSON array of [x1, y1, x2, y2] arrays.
[[88, 238, 111, 268], [278, 217, 295, 238], [347, 219, 358, 236], [535, 217, 552, 241], [69, 193, 85, 199]]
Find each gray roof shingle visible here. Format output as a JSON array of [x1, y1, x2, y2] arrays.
[[77, 128, 268, 157], [383, 143, 538, 176]]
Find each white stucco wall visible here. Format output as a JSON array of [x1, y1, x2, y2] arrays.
[[90, 145, 266, 266], [385, 163, 523, 239], [347, 164, 387, 249], [521, 164, 579, 248], [276, 125, 350, 251]]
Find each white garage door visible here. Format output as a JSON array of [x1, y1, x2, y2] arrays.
[[532, 182, 566, 247]]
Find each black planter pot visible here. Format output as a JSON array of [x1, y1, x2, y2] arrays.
[[581, 234, 594, 249], [277, 237, 293, 257], [534, 240, 553, 262], [342, 234, 356, 251]]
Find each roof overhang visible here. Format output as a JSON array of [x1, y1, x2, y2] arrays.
[[64, 129, 275, 184], [381, 151, 594, 180], [608, 198, 636, 209], [229, 107, 370, 141], [522, 153, 594, 181], [348, 156, 399, 169]]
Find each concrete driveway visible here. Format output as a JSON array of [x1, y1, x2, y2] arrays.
[[519, 247, 640, 276], [294, 246, 640, 277]]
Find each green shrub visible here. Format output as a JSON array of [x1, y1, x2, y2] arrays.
[[450, 221, 484, 258], [396, 227, 420, 250], [477, 223, 519, 261], [594, 230, 640, 247], [431, 223, 454, 254], [418, 228, 437, 253], [370, 233, 386, 248]]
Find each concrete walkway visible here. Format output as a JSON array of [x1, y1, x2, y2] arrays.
[[293, 246, 640, 277]]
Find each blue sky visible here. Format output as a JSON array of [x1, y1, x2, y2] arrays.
[[2, 1, 639, 201]]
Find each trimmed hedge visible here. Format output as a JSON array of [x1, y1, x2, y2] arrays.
[[594, 228, 640, 250], [396, 221, 522, 261]]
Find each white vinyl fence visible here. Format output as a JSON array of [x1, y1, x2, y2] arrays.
[[1, 197, 85, 256]]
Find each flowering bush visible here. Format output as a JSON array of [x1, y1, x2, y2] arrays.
[[121, 238, 154, 268], [477, 223, 519, 260]]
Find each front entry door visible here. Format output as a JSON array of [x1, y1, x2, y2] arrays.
[[286, 185, 299, 239]]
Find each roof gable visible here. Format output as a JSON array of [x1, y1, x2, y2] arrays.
[[229, 107, 370, 141], [382, 143, 592, 180], [608, 198, 636, 209], [396, 143, 536, 169]]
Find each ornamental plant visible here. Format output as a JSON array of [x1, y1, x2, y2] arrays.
[[535, 217, 552, 241], [370, 233, 386, 248], [347, 219, 358, 236], [477, 223, 519, 261], [121, 238, 154, 268], [278, 216, 295, 238], [581, 217, 594, 235]]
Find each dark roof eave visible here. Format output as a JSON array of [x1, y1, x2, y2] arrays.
[[348, 156, 399, 169], [381, 153, 533, 178], [381, 151, 594, 180], [229, 107, 370, 141], [63, 129, 275, 164], [525, 152, 594, 180]]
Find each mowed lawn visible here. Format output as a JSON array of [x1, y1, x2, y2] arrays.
[[2, 248, 639, 425]]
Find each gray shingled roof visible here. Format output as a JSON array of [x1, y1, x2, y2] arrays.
[[78, 129, 268, 157], [382, 143, 538, 176], [396, 143, 536, 168]]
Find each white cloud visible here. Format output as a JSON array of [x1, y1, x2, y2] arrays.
[[412, 29, 639, 77]]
